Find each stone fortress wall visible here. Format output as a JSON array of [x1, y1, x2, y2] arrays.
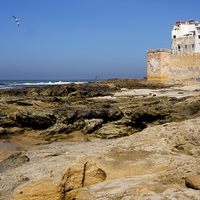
[[147, 49, 200, 84]]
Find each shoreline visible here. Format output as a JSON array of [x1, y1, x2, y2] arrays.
[[0, 81, 200, 161], [1, 80, 200, 199]]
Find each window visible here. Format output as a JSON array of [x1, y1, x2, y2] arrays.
[[184, 45, 187, 52], [198, 35, 200, 39], [191, 44, 195, 51], [177, 44, 181, 52], [173, 35, 176, 38]]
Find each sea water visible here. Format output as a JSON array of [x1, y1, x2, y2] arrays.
[[0, 79, 96, 90]]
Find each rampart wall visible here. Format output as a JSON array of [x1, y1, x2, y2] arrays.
[[147, 49, 200, 84]]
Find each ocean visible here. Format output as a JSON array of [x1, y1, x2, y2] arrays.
[[0, 79, 95, 90]]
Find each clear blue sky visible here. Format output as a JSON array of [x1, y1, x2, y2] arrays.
[[1, 0, 200, 80]]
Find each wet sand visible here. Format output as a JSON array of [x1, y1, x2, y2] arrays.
[[0, 137, 48, 161], [0, 131, 86, 161]]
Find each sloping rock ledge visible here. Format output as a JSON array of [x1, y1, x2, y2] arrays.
[[1, 117, 200, 199]]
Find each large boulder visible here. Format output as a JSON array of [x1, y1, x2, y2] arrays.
[[53, 104, 123, 123], [43, 104, 123, 137], [12, 110, 56, 130], [95, 123, 130, 139], [83, 119, 103, 134], [41, 120, 85, 137]]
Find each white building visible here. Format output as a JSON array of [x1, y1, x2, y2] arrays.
[[172, 20, 200, 54]]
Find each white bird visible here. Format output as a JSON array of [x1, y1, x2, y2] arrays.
[[12, 15, 20, 26]]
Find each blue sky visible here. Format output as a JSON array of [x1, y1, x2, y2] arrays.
[[1, 0, 200, 80]]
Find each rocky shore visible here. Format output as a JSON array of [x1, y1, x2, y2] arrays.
[[1, 79, 200, 199]]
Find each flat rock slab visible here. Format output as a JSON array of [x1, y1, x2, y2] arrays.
[[1, 118, 200, 199]]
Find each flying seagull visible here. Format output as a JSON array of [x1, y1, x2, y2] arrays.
[[12, 15, 20, 26]]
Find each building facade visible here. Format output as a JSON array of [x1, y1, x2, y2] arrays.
[[147, 20, 200, 84]]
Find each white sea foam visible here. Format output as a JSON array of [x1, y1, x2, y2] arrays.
[[14, 81, 85, 86], [0, 80, 90, 90]]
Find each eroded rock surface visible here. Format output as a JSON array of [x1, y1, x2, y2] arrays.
[[0, 152, 29, 173], [1, 79, 200, 199], [0, 80, 200, 144], [0, 118, 200, 199]]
